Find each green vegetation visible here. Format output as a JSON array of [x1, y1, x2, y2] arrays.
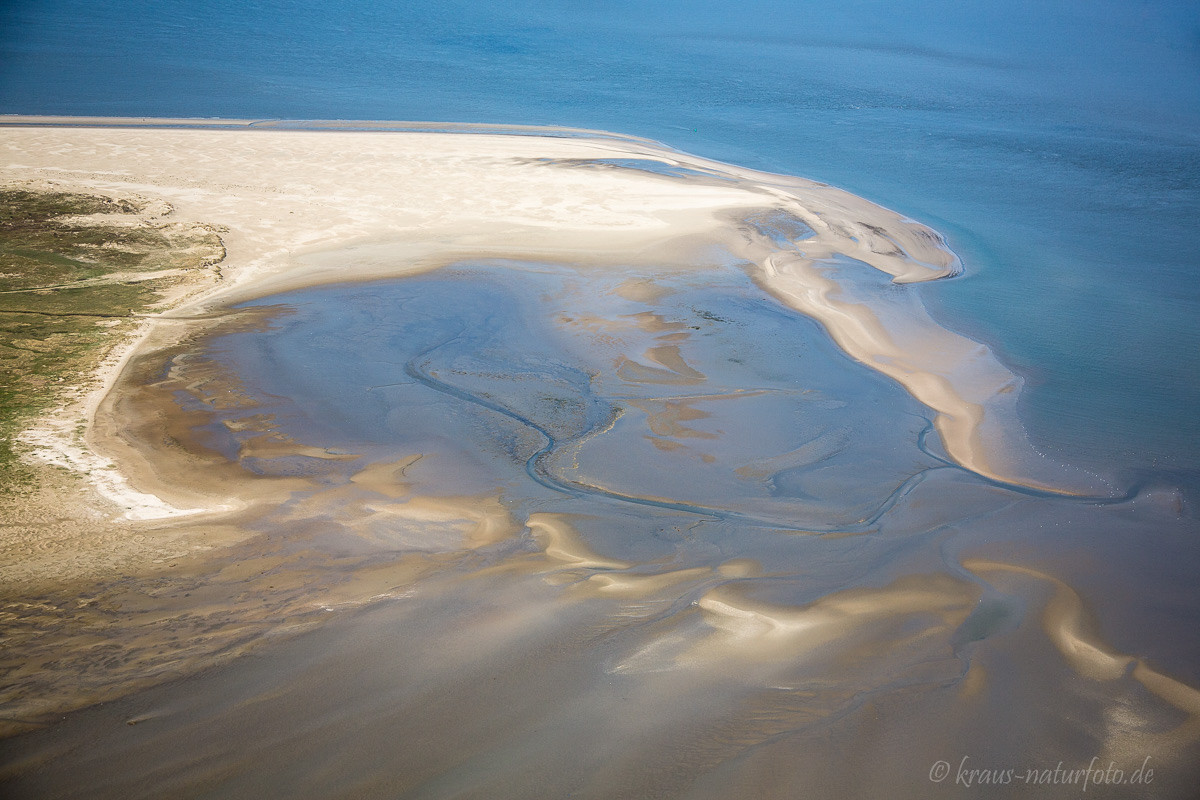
[[0, 188, 224, 485]]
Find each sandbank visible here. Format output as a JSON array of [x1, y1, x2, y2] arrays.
[[0, 117, 1103, 527]]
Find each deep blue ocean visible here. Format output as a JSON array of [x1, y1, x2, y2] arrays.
[[2, 0, 1198, 481]]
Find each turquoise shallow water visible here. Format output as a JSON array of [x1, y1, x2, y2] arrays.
[[2, 0, 1197, 480]]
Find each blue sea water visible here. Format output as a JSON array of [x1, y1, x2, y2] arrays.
[[1, 0, 1198, 480]]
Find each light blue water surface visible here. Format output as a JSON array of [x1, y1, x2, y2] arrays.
[[2, 0, 1198, 480]]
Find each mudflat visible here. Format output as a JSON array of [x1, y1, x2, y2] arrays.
[[1, 120, 1197, 799]]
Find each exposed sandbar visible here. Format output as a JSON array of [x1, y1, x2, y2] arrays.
[[0, 118, 1105, 519]]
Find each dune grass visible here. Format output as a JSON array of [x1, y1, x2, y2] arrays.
[[0, 188, 223, 486]]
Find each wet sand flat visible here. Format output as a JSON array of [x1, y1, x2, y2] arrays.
[[1, 120, 1199, 798]]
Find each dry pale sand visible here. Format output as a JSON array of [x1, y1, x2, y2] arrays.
[[0, 117, 1102, 531]]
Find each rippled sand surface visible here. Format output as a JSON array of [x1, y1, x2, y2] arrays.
[[2, 122, 1199, 798]]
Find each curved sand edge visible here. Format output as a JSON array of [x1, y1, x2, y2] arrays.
[[0, 118, 1106, 517]]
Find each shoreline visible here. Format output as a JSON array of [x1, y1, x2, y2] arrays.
[[0, 117, 1105, 527], [0, 115, 670, 142]]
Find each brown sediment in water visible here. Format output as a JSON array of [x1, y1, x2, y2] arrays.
[[964, 559, 1200, 766]]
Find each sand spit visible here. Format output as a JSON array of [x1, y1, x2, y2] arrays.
[[0, 118, 1097, 518]]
